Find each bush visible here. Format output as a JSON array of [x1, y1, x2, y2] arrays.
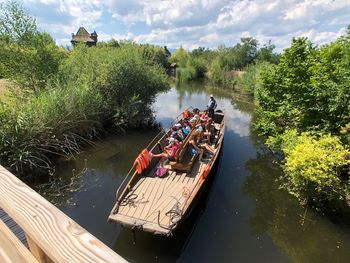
[[236, 61, 273, 95], [0, 85, 102, 174], [267, 130, 350, 205], [0, 2, 66, 92], [176, 67, 195, 82], [0, 43, 170, 176]]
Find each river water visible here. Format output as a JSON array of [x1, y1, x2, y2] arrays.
[[48, 82, 350, 262]]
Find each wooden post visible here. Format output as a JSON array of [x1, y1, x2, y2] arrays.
[[0, 219, 38, 263], [26, 234, 52, 263]]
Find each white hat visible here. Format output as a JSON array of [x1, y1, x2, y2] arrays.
[[210, 94, 213, 97], [168, 137, 175, 143]]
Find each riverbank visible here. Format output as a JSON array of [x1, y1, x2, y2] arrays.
[[39, 84, 350, 262], [0, 44, 170, 178]]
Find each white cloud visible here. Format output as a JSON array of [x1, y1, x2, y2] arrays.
[[21, 0, 350, 51]]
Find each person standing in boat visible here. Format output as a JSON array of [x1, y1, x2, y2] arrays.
[[207, 94, 217, 118]]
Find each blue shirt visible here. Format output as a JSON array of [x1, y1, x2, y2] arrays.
[[207, 98, 217, 110]]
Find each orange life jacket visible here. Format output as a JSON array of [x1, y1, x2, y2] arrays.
[[134, 149, 151, 174], [200, 164, 210, 180]]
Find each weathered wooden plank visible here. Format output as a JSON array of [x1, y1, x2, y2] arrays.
[[0, 166, 126, 263], [0, 219, 38, 263], [143, 172, 174, 221], [128, 176, 156, 218], [118, 176, 149, 216], [139, 175, 164, 220], [108, 213, 169, 235], [147, 182, 186, 224], [26, 234, 50, 263], [142, 171, 179, 223], [129, 176, 155, 218], [159, 186, 188, 226]]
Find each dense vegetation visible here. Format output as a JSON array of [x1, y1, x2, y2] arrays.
[[0, 2, 169, 177], [169, 39, 279, 88], [1, 1, 349, 212], [255, 31, 350, 207]]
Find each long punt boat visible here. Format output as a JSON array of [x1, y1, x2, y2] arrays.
[[108, 109, 226, 236]]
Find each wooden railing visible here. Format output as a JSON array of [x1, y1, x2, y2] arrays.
[[0, 165, 127, 263]]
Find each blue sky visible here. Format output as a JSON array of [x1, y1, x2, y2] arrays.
[[16, 0, 350, 52]]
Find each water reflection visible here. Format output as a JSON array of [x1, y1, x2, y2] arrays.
[[244, 152, 350, 262], [37, 82, 350, 263]]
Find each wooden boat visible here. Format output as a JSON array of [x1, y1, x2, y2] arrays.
[[108, 109, 226, 236]]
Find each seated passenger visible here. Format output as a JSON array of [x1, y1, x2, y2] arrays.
[[152, 138, 180, 163], [182, 110, 193, 120], [170, 126, 183, 142], [188, 130, 204, 161], [203, 118, 215, 144], [182, 121, 191, 137], [190, 126, 215, 160], [189, 109, 200, 127], [200, 111, 209, 122]]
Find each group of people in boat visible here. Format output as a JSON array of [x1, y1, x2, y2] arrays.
[[152, 95, 218, 167]]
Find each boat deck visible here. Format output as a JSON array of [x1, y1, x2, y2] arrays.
[[109, 115, 225, 235], [109, 159, 208, 234]]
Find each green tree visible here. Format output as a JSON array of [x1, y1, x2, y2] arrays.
[[257, 40, 280, 64], [169, 46, 189, 67], [0, 1, 65, 92], [255, 37, 316, 136], [0, 1, 37, 43]]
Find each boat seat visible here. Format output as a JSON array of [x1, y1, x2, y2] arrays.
[[169, 149, 198, 172]]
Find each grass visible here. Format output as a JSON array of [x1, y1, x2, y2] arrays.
[[0, 79, 9, 99]]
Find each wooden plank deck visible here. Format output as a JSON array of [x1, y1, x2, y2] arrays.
[[113, 160, 205, 231], [109, 111, 226, 235]]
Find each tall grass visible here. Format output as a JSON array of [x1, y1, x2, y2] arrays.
[[176, 67, 196, 82], [0, 44, 169, 177]]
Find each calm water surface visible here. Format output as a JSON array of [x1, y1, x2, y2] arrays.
[[49, 83, 350, 262]]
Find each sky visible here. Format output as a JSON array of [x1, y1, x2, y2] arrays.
[[16, 0, 350, 52]]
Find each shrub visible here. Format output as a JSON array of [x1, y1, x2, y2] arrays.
[[0, 43, 170, 176], [236, 61, 273, 95], [268, 130, 350, 205], [176, 67, 195, 82], [0, 2, 66, 92]]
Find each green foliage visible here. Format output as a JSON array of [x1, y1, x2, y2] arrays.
[[0, 1, 66, 92], [137, 44, 169, 69], [59, 44, 169, 127], [271, 131, 350, 204], [0, 1, 37, 43], [169, 46, 189, 67], [255, 32, 350, 207], [208, 56, 226, 86], [176, 67, 196, 82], [257, 41, 280, 64], [255, 34, 350, 136], [0, 39, 169, 176], [236, 61, 274, 94], [0, 84, 102, 174], [169, 38, 278, 86]]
